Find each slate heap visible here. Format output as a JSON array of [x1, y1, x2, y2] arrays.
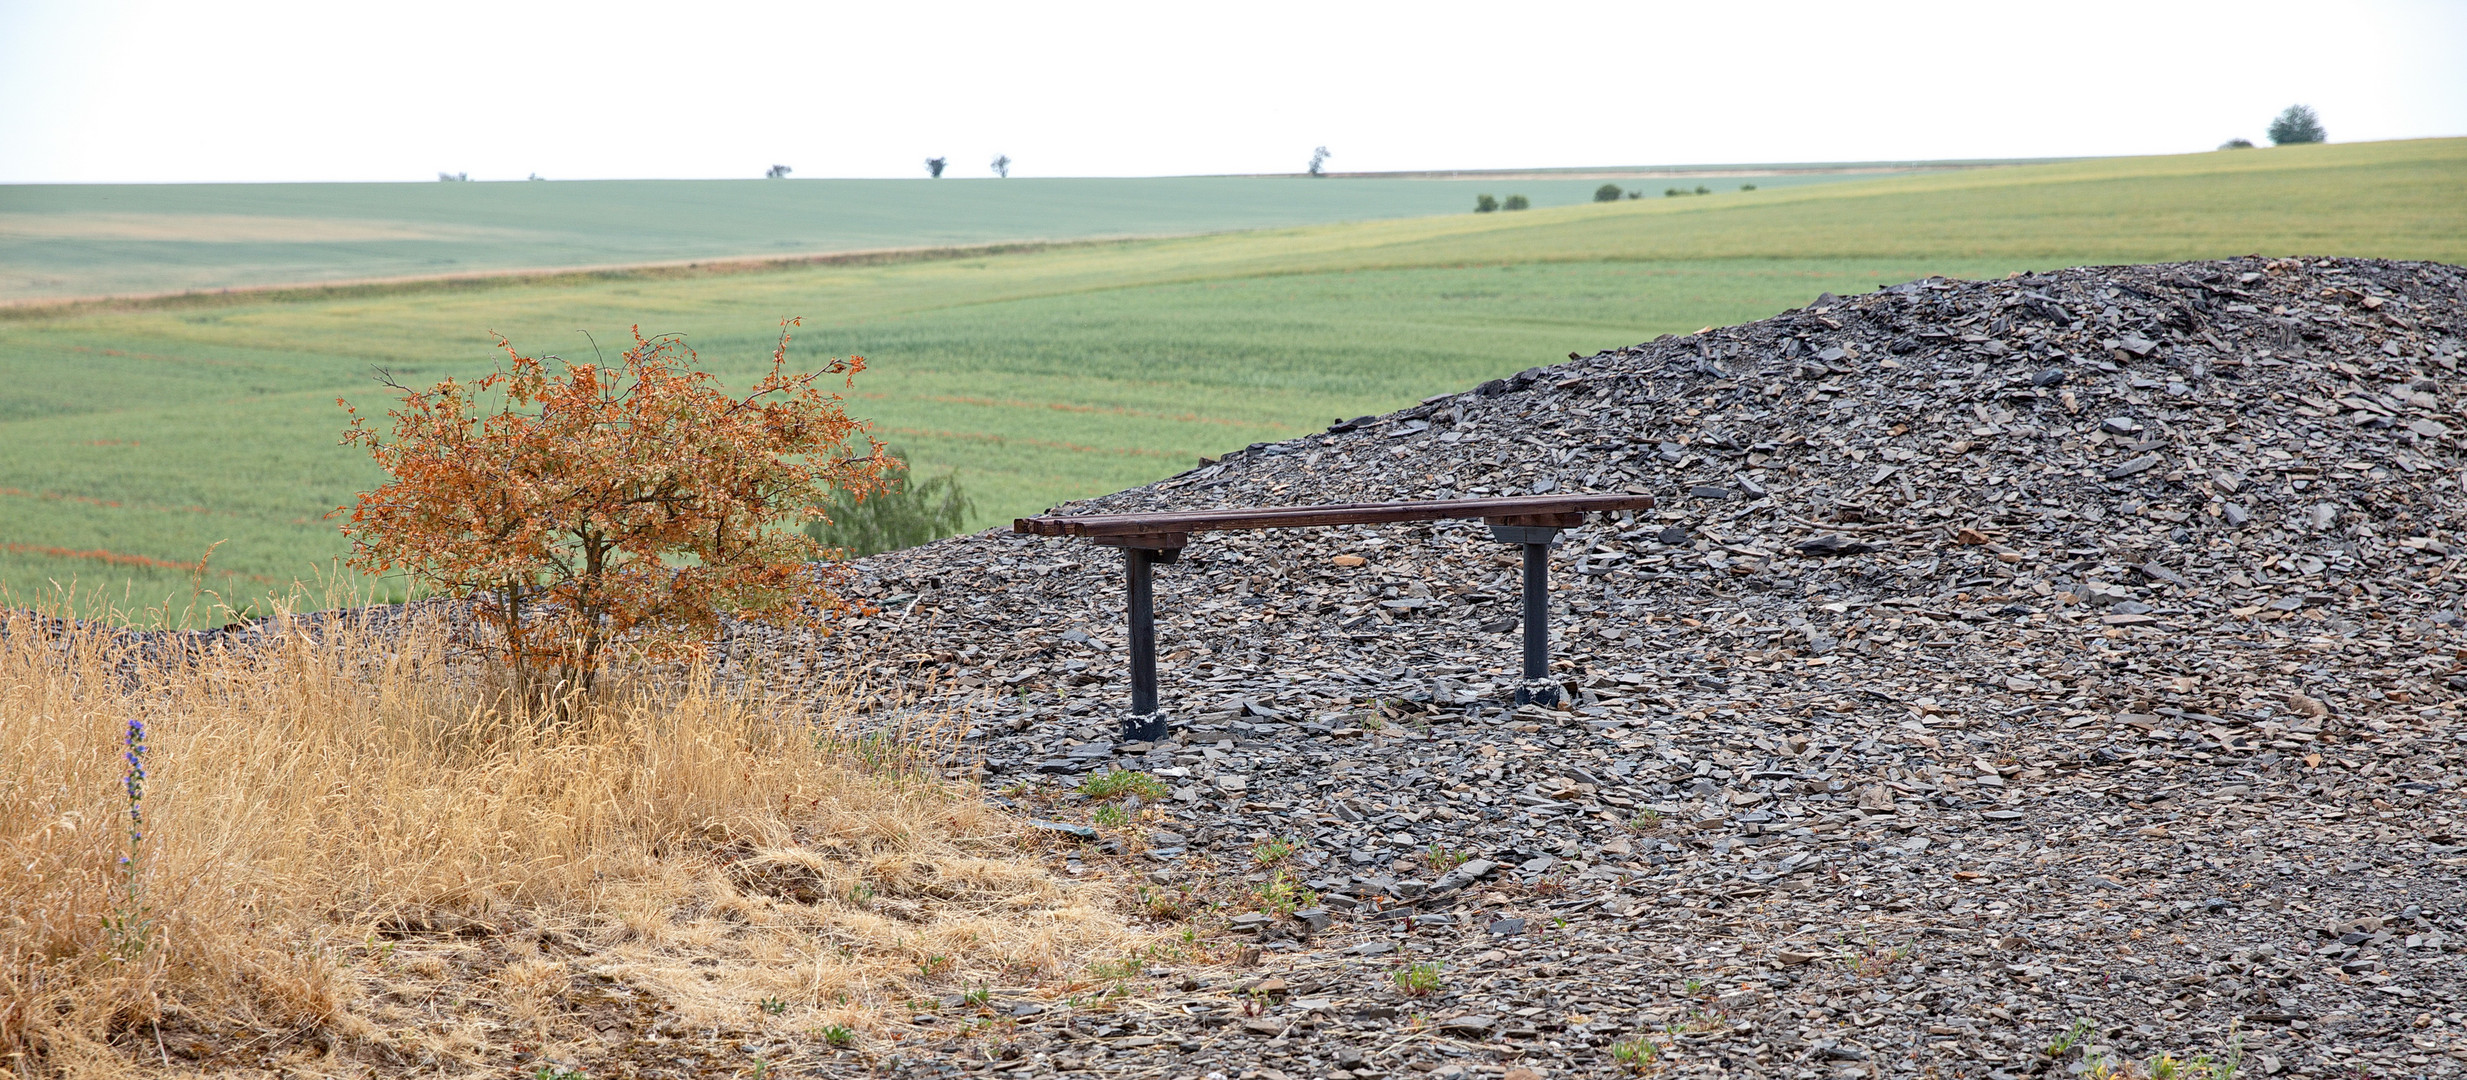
[[779, 257, 2467, 1078]]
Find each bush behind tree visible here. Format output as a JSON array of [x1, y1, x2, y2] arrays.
[[1473, 194, 1499, 213], [2267, 105, 2324, 145], [804, 448, 974, 558], [338, 321, 890, 700], [1501, 194, 1529, 211]]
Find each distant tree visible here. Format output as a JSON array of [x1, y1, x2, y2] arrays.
[[1308, 146, 1331, 176], [1625, 190, 1641, 199], [765, 164, 793, 179], [925, 156, 947, 178], [1739, 183, 1757, 191], [1474, 194, 1499, 213], [1502, 194, 1529, 211], [1693, 184, 1709, 195], [1665, 187, 1683, 197], [438, 172, 469, 182], [991, 154, 1011, 178], [2218, 138, 2256, 150], [2267, 105, 2324, 145], [803, 447, 973, 557], [1594, 183, 1624, 203]]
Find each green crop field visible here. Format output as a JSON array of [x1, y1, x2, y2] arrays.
[[3, 138, 2461, 623], [0, 169, 1899, 304]]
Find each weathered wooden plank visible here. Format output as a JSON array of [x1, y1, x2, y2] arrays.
[[1013, 494, 1653, 537]]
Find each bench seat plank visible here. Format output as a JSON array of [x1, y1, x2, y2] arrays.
[[1014, 493, 1653, 538]]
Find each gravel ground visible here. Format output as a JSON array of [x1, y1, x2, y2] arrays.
[[43, 256, 2467, 1079], [756, 257, 2467, 1079]]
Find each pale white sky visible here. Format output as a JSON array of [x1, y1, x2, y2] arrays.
[[3, 0, 2461, 184]]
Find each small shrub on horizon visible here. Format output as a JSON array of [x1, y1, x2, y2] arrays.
[[1501, 194, 1530, 211], [1474, 193, 1499, 213], [1595, 183, 1625, 203], [2267, 104, 2324, 145], [2219, 138, 2255, 150]]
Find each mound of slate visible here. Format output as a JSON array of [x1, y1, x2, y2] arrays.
[[756, 256, 2467, 1079]]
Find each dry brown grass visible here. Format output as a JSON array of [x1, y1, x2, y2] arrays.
[[0, 608, 1153, 1076]]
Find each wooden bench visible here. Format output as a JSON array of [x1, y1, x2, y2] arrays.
[[1013, 494, 1655, 741]]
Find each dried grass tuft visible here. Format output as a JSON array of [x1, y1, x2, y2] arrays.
[[0, 607, 1151, 1075]]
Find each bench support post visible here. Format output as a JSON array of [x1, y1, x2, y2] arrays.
[[1487, 519, 1573, 708], [1126, 547, 1160, 735], [1520, 540, 1555, 706], [1103, 537, 1182, 744]]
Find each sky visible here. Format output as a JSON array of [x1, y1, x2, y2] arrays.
[[3, 0, 2463, 185]]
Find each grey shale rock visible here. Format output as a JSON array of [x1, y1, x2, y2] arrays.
[[56, 257, 2467, 1077]]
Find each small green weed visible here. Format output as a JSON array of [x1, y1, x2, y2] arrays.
[[1611, 1034, 1662, 1072], [963, 985, 992, 1009], [1840, 942, 1913, 977], [1419, 843, 1470, 870], [1392, 961, 1443, 997], [532, 1067, 587, 1080], [758, 996, 788, 1016], [1249, 870, 1314, 915], [1093, 803, 1131, 828], [917, 954, 952, 978], [1087, 957, 1143, 982], [1136, 884, 1190, 920], [1250, 837, 1297, 866], [1079, 768, 1169, 802], [822, 1025, 856, 1049], [2048, 1017, 2097, 1057]]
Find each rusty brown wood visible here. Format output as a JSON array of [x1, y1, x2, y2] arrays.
[[1013, 494, 1652, 539]]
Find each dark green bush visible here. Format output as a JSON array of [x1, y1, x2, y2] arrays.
[[1739, 183, 1757, 191], [1693, 184, 1709, 195], [1501, 194, 1529, 211], [2218, 138, 2255, 150], [1594, 183, 1624, 203], [803, 449, 973, 558], [2267, 105, 2324, 145], [1474, 194, 1499, 213]]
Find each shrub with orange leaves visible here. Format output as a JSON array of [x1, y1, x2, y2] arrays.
[[339, 319, 890, 697]]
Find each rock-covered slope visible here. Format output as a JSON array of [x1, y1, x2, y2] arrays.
[[798, 257, 2467, 1079]]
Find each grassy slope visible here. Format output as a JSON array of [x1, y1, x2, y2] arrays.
[[2, 139, 2459, 621], [0, 173, 1877, 303]]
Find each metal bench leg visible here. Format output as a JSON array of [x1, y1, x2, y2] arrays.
[[1486, 523, 1564, 707], [1518, 540, 1558, 707], [1123, 547, 1168, 743]]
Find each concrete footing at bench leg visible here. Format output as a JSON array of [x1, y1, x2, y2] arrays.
[[1122, 710, 1170, 744]]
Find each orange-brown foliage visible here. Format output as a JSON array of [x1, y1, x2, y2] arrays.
[[340, 320, 889, 692]]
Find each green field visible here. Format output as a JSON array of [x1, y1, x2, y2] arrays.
[[0, 169, 1900, 303], [3, 138, 2461, 622]]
